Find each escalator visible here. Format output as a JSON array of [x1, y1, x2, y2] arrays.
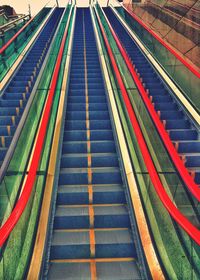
[[1, 4, 199, 279], [103, 7, 200, 186], [45, 8, 146, 279], [95, 6, 200, 278], [91, 5, 200, 279], [0, 8, 64, 166]]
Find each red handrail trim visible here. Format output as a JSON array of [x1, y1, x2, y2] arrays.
[[0, 7, 50, 55], [0, 17, 35, 55], [103, 9, 200, 201], [94, 8, 200, 245], [0, 8, 70, 247], [122, 5, 200, 79]]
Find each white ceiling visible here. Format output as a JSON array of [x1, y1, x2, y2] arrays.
[[0, 0, 121, 16]]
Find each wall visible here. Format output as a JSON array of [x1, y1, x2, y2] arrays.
[[123, 0, 200, 70]]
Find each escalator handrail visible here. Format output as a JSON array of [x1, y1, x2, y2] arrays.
[[0, 6, 71, 248], [101, 8, 200, 202], [0, 6, 52, 55], [0, 14, 30, 34], [94, 7, 200, 246], [0, 17, 35, 54], [121, 4, 200, 79]]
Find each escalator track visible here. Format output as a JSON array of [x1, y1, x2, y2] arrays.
[[45, 8, 146, 279]]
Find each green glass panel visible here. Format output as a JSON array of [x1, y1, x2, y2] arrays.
[[0, 8, 51, 81]]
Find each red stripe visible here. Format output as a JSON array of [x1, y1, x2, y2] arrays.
[[103, 10, 200, 201], [95, 8, 200, 245], [0, 10, 69, 247], [123, 5, 200, 79]]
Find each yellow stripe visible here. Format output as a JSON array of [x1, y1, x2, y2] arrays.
[[57, 203, 124, 208], [33, 68, 36, 77], [16, 107, 20, 116], [50, 257, 135, 263], [87, 141, 91, 153], [55, 183, 120, 187], [83, 10, 96, 277], [88, 153, 92, 168], [54, 228, 129, 233], [162, 120, 166, 128], [175, 142, 179, 151], [1, 136, 5, 148], [88, 167, 92, 184], [89, 228, 96, 258], [86, 119, 90, 130], [86, 110, 89, 121], [88, 184, 93, 204], [89, 204, 95, 229], [11, 116, 15, 126], [20, 100, 23, 108], [23, 93, 26, 101], [87, 130, 90, 141], [90, 259, 97, 280], [7, 125, 11, 136]]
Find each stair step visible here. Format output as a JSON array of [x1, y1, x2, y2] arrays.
[[59, 168, 122, 185], [185, 155, 200, 168], [65, 120, 111, 130], [61, 154, 118, 168], [165, 120, 191, 129], [64, 130, 114, 141], [54, 204, 130, 229], [169, 129, 198, 141], [48, 260, 140, 280], [50, 229, 135, 260], [176, 141, 200, 153], [57, 184, 126, 205], [154, 102, 178, 111]]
